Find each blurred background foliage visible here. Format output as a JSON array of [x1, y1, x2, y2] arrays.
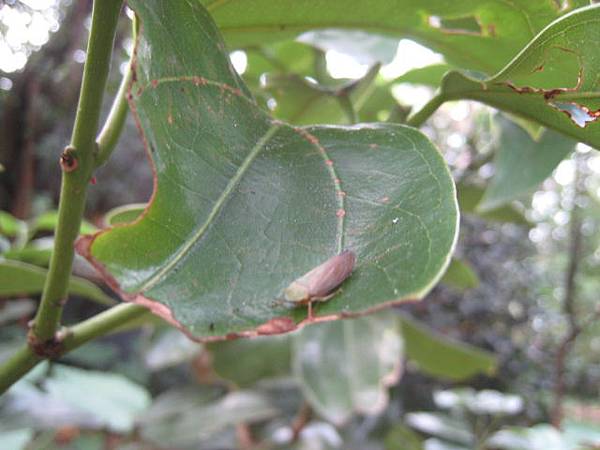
[[0, 1, 599, 449]]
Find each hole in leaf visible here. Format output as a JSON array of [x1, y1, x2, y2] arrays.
[[428, 15, 483, 36], [550, 101, 600, 128]]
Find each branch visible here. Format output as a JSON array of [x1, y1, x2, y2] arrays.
[[551, 153, 584, 428], [0, 0, 124, 394], [95, 17, 138, 167], [405, 93, 446, 128], [0, 303, 148, 395], [32, 0, 123, 342]]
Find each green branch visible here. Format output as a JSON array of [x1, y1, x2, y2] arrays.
[[32, 0, 123, 342], [0, 348, 42, 394], [406, 93, 447, 128], [0, 0, 127, 395], [0, 303, 148, 395], [95, 17, 138, 167]]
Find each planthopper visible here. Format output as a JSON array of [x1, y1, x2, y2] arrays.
[[282, 250, 356, 319]]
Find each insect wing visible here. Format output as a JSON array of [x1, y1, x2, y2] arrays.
[[295, 250, 356, 298]]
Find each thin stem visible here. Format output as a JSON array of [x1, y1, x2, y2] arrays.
[[62, 303, 148, 351], [0, 347, 42, 394], [32, 0, 123, 342], [337, 94, 358, 125], [406, 92, 446, 128], [551, 153, 584, 428], [95, 17, 138, 167], [0, 303, 148, 395]]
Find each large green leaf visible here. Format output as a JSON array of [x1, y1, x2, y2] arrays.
[[478, 116, 575, 211], [202, 0, 587, 74], [293, 315, 403, 425], [440, 5, 600, 149], [79, 0, 458, 340], [400, 316, 496, 381], [0, 260, 115, 306]]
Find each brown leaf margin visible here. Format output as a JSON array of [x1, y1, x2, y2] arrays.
[[75, 8, 429, 343]]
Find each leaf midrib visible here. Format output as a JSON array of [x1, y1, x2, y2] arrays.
[[141, 123, 283, 291]]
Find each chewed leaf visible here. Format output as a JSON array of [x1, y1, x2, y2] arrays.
[[203, 0, 586, 76], [440, 4, 600, 149], [78, 0, 458, 341], [550, 101, 600, 128]]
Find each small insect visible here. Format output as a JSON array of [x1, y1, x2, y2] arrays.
[[282, 250, 356, 319]]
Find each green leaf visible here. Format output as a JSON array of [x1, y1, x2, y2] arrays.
[[264, 64, 379, 125], [0, 260, 115, 306], [422, 438, 471, 450], [7, 364, 150, 433], [440, 258, 479, 291], [385, 424, 425, 450], [293, 315, 403, 424], [138, 388, 278, 448], [357, 82, 406, 123], [144, 329, 202, 371], [209, 334, 291, 387], [400, 316, 496, 381], [434, 389, 523, 415], [202, 0, 585, 75], [102, 203, 145, 226], [31, 210, 96, 235], [80, 0, 458, 340], [478, 116, 575, 211], [504, 422, 600, 450], [3, 237, 53, 266], [297, 29, 398, 65], [457, 183, 530, 225], [405, 412, 473, 445], [244, 41, 326, 85], [440, 5, 600, 150], [0, 211, 26, 238], [0, 429, 32, 450], [394, 64, 453, 88]]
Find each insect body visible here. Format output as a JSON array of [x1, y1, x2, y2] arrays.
[[283, 250, 356, 319]]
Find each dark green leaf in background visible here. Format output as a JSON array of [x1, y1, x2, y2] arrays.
[[457, 183, 530, 226], [264, 64, 379, 125], [209, 334, 291, 387], [440, 258, 479, 292], [400, 316, 496, 381], [478, 116, 575, 211], [30, 210, 96, 236], [293, 315, 403, 424], [0, 211, 25, 238], [138, 388, 277, 448], [80, 0, 458, 340], [6, 364, 150, 433], [0, 260, 115, 306], [394, 64, 453, 89]]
